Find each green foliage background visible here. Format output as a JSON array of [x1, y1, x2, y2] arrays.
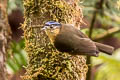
[[82, 0, 120, 80], [6, 40, 27, 73]]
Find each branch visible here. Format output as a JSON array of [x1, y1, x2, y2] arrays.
[[88, 0, 104, 38], [87, 0, 105, 80], [88, 11, 97, 38], [86, 6, 97, 80], [94, 27, 120, 41]]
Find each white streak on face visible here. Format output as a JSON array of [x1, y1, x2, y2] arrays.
[[41, 26, 49, 30]]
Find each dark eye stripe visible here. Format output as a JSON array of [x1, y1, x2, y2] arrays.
[[45, 24, 50, 26], [52, 24, 61, 26]]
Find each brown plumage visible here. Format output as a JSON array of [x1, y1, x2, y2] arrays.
[[43, 23, 114, 57]]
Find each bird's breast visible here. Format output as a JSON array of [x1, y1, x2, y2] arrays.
[[45, 28, 60, 43]]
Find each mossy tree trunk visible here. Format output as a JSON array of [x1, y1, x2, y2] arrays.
[[22, 0, 88, 80], [0, 0, 11, 80]]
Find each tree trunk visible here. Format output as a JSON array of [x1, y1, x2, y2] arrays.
[[22, 0, 88, 80], [0, 0, 11, 80]]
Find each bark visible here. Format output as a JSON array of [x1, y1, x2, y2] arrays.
[[22, 0, 88, 80], [0, 0, 11, 80]]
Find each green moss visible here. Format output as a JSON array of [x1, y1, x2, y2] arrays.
[[23, 0, 80, 24], [22, 0, 87, 80]]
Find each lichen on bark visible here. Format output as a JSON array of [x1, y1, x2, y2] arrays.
[[22, 0, 88, 80]]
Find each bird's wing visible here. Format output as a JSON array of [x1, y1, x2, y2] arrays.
[[72, 35, 98, 54], [54, 32, 99, 56], [61, 24, 88, 38]]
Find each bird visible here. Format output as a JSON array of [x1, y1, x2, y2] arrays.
[[41, 21, 114, 57]]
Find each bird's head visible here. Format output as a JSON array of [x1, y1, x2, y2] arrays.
[[42, 21, 62, 42]]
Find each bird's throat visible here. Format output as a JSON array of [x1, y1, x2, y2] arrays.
[[45, 29, 60, 44]]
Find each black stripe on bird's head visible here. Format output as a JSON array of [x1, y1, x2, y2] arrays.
[[42, 21, 62, 43]]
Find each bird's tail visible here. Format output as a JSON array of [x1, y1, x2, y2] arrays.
[[95, 42, 114, 55]]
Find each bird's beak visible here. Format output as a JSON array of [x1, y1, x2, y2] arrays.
[[41, 26, 48, 31], [41, 27, 46, 31]]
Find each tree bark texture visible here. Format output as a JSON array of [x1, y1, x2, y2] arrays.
[[0, 0, 11, 80], [22, 0, 88, 80]]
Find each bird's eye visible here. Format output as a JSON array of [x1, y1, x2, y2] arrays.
[[50, 25, 56, 29], [50, 26, 53, 28]]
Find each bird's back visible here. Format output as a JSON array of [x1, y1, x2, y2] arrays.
[[54, 24, 99, 56], [60, 24, 87, 38]]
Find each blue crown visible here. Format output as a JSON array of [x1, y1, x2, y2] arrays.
[[45, 21, 61, 26]]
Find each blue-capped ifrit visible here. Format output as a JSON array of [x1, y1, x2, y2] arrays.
[[42, 21, 114, 57]]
